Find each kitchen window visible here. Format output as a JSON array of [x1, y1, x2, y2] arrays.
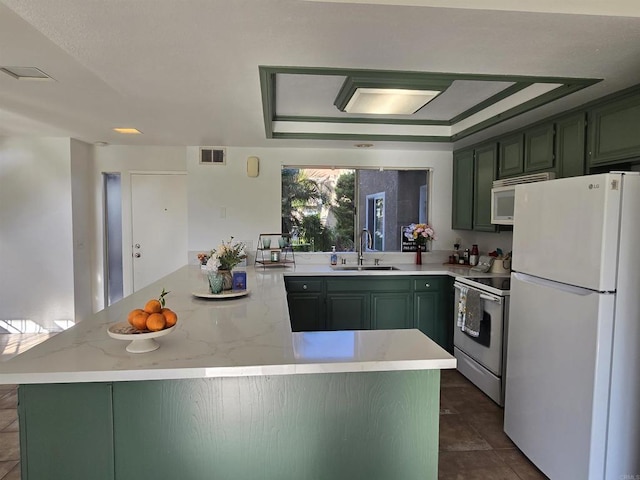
[[281, 167, 430, 252]]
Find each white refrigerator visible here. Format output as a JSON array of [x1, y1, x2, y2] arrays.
[[504, 172, 640, 480]]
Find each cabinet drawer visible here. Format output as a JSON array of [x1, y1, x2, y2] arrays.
[[326, 277, 411, 292], [284, 278, 323, 293], [413, 276, 447, 292]]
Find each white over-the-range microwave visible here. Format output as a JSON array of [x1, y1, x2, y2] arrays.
[[490, 172, 555, 225]]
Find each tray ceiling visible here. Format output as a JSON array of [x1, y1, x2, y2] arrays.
[[1, 0, 640, 149], [261, 66, 599, 142]]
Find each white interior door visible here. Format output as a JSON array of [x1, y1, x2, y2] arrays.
[[131, 173, 187, 292]]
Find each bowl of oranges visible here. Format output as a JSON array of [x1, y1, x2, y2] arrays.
[[108, 289, 178, 353]]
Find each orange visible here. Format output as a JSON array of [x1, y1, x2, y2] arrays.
[[127, 308, 145, 326], [144, 299, 162, 314], [161, 308, 178, 328], [146, 313, 166, 332], [131, 311, 150, 331]]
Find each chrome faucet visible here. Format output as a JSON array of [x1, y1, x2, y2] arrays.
[[358, 228, 373, 265]]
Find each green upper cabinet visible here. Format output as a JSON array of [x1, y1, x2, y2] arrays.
[[498, 133, 524, 178], [555, 113, 586, 178], [524, 123, 555, 172], [451, 149, 474, 230], [473, 143, 498, 232], [589, 91, 640, 166]]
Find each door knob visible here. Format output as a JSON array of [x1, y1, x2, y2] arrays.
[[134, 253, 141, 258]]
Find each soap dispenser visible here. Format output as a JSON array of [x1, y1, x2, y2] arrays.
[[330, 246, 337, 265]]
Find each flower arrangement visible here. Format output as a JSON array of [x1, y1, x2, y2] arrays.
[[404, 223, 436, 245], [197, 252, 210, 265], [206, 237, 246, 271]]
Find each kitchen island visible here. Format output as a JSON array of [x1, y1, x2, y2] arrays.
[[0, 265, 457, 480]]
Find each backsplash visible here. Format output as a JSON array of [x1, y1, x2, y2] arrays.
[[452, 230, 513, 257]]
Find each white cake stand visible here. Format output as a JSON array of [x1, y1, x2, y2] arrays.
[[107, 322, 176, 353]]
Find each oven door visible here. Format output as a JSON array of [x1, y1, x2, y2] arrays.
[[453, 282, 504, 376]]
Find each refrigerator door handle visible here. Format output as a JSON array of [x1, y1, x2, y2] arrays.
[[513, 272, 596, 296]]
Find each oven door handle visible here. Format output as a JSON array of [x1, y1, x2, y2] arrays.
[[479, 294, 502, 304], [454, 283, 503, 305]]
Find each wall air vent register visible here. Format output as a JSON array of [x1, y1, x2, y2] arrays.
[[199, 147, 226, 165]]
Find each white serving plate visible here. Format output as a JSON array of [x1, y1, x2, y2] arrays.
[[107, 322, 176, 353], [191, 289, 250, 299]]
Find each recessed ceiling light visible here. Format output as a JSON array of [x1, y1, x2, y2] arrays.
[[345, 88, 441, 115], [0, 66, 54, 81], [94, 141, 109, 147], [334, 76, 451, 115], [354, 143, 374, 148], [113, 128, 142, 134]]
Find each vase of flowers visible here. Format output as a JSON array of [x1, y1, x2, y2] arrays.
[[403, 223, 436, 265], [205, 237, 246, 290], [197, 252, 211, 270]]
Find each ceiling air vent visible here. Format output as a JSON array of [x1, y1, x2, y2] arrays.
[[199, 147, 226, 165]]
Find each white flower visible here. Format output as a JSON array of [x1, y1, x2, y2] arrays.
[[205, 256, 221, 272]]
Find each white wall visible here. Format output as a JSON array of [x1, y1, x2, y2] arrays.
[[0, 137, 75, 331], [0, 138, 512, 327], [187, 146, 456, 260], [70, 139, 95, 323]]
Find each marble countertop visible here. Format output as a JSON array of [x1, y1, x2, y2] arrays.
[[0, 264, 474, 384]]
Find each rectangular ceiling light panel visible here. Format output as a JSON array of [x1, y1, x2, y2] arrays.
[[0, 66, 53, 81], [113, 127, 142, 134], [344, 88, 441, 115]]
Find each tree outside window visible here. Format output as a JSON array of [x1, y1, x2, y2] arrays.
[[282, 167, 428, 252]]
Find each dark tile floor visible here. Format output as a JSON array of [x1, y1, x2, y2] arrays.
[[439, 369, 549, 479]]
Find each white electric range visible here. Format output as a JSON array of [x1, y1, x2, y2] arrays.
[[453, 276, 510, 406]]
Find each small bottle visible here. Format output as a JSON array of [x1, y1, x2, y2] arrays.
[[330, 246, 338, 265], [463, 248, 470, 264], [470, 244, 479, 266]]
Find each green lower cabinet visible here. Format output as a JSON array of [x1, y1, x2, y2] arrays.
[[111, 372, 441, 480], [284, 277, 325, 331], [371, 292, 413, 329], [414, 292, 443, 344], [413, 276, 454, 353], [19, 383, 115, 480], [286, 275, 453, 351], [326, 293, 370, 330], [287, 293, 325, 331], [18, 371, 442, 480]]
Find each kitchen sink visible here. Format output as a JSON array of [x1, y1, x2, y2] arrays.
[[330, 265, 399, 271]]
